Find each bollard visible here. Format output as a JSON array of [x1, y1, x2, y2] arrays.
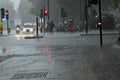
[[0, 22, 3, 34], [117, 26, 120, 44], [7, 28, 11, 34]]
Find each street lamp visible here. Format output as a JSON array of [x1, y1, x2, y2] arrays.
[[98, 0, 103, 47], [88, 0, 103, 47]]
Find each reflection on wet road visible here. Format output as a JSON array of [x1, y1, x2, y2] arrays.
[[44, 45, 53, 62], [98, 48, 104, 63], [84, 45, 120, 80], [16, 34, 35, 38], [0, 32, 120, 80]]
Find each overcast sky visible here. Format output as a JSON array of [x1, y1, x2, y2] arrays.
[[10, 0, 20, 11]]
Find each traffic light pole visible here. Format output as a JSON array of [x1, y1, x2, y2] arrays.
[[7, 19, 9, 33], [36, 17, 39, 37], [85, 0, 88, 34], [40, 18, 43, 33], [40, 9, 43, 33], [47, 0, 50, 21], [5, 10, 10, 34], [98, 0, 103, 47], [43, 6, 46, 35], [1, 18, 2, 22]]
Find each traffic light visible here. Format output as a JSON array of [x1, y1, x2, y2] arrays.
[[88, 0, 98, 7], [1, 8, 5, 19], [5, 10, 9, 19], [92, 10, 98, 18], [40, 9, 43, 18], [44, 9, 48, 16], [61, 8, 64, 18], [91, 0, 97, 5], [95, 13, 98, 18], [61, 7, 67, 18]]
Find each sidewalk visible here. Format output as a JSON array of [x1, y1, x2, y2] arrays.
[[80, 30, 119, 36]]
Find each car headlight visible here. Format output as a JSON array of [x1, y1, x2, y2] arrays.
[[23, 29, 26, 32], [30, 29, 33, 32]]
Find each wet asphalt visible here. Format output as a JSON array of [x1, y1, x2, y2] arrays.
[[0, 31, 120, 80]]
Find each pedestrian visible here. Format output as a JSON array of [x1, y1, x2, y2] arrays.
[[40, 25, 43, 33], [69, 20, 74, 33], [46, 21, 50, 32], [76, 22, 81, 32], [50, 20, 55, 34], [16, 25, 20, 33]]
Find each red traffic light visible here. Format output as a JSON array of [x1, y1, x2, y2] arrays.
[[5, 10, 9, 19], [5, 10, 9, 15], [44, 9, 48, 16]]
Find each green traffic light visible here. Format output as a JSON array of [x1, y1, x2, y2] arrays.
[[95, 15, 98, 18]]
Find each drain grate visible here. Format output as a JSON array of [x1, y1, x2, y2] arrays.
[[11, 72, 48, 79]]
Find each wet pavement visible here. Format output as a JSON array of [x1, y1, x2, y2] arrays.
[[0, 30, 120, 80]]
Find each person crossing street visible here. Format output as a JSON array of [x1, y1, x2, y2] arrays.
[[69, 20, 75, 33]]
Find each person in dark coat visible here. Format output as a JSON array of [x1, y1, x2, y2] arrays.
[[50, 20, 55, 34], [46, 21, 50, 32]]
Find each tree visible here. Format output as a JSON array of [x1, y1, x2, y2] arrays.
[[56, 0, 74, 7], [102, 14, 115, 30], [28, 0, 45, 16], [0, 0, 16, 20], [113, 0, 120, 8], [28, 0, 119, 29], [18, 0, 35, 23]]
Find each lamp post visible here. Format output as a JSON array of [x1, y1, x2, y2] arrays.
[[98, 0, 103, 47], [88, 0, 103, 47]]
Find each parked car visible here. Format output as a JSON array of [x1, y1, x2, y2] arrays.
[[56, 23, 69, 32]]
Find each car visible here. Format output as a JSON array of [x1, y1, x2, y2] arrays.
[[22, 23, 34, 34]]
